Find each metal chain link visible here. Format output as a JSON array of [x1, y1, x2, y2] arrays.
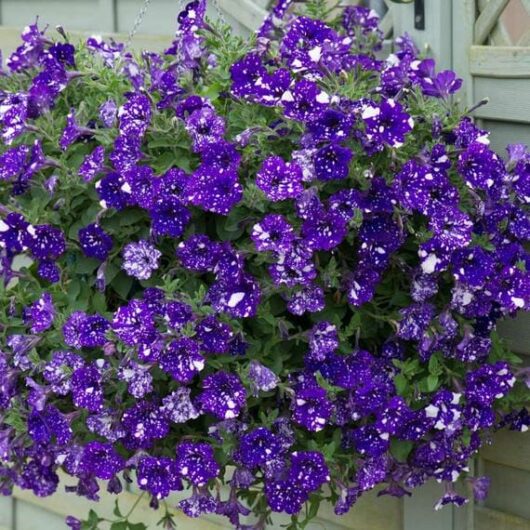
[[125, 0, 228, 49], [126, 0, 153, 48], [211, 0, 228, 26]]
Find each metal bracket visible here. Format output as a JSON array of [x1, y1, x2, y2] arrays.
[[414, 0, 425, 30]]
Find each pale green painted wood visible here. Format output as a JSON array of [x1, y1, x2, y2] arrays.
[[474, 0, 511, 45], [498, 312, 530, 357], [483, 462, 530, 520], [13, 482, 229, 529], [473, 77, 530, 123], [0, 0, 117, 32], [480, 431, 530, 474], [14, 500, 66, 530], [391, 0, 453, 70], [470, 45, 530, 78], [403, 480, 454, 530], [452, 0, 476, 107], [479, 119, 530, 155], [0, 495, 13, 529], [0, 0, 258, 37], [475, 506, 530, 530], [114, 0, 249, 37]]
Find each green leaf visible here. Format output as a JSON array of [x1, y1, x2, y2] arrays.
[[394, 373, 408, 395], [110, 522, 128, 530], [128, 523, 148, 530], [75, 257, 100, 274], [390, 439, 413, 462], [81, 509, 102, 530], [111, 272, 133, 299], [426, 374, 439, 392], [113, 499, 122, 518], [118, 209, 147, 227], [428, 353, 439, 374], [306, 494, 321, 521]]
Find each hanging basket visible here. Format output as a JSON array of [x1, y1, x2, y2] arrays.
[[0, 1, 528, 529]]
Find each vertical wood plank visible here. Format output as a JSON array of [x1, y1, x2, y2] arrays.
[[391, 0, 453, 70], [0, 494, 14, 529], [403, 480, 453, 530], [452, 0, 476, 108], [99, 0, 117, 33]]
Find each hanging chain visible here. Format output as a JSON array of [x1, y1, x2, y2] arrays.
[[126, 0, 153, 48], [125, 0, 227, 49], [211, 0, 228, 26]]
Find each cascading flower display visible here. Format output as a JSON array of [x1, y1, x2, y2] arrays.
[[0, 1, 528, 528]]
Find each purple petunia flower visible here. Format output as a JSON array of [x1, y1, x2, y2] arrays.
[[265, 478, 309, 515], [198, 371, 246, 420], [0, 93, 28, 145], [195, 316, 233, 354], [99, 100, 117, 127], [161, 387, 201, 423], [117, 93, 151, 137], [86, 408, 125, 442], [86, 36, 124, 67], [19, 460, 59, 497], [237, 427, 284, 469], [397, 303, 435, 342], [251, 214, 295, 253], [0, 145, 30, 181], [122, 240, 161, 280], [26, 224, 65, 260], [150, 195, 191, 238], [176, 442, 220, 487], [361, 98, 414, 149], [71, 364, 104, 412], [79, 146, 105, 182], [291, 378, 333, 432], [121, 400, 170, 450], [308, 109, 352, 142], [185, 107, 226, 152], [96, 172, 132, 210], [313, 143, 352, 181], [458, 142, 504, 191], [287, 283, 325, 316], [78, 223, 113, 261], [248, 360, 279, 396], [43, 351, 84, 395], [63, 311, 109, 349], [118, 361, 153, 398], [281, 79, 330, 122], [59, 109, 91, 150], [176, 234, 221, 272], [256, 156, 304, 202], [28, 405, 72, 445], [159, 337, 205, 383], [164, 300, 194, 329], [309, 322, 339, 360], [137, 456, 182, 499], [301, 209, 347, 251], [112, 299, 157, 346], [79, 441, 125, 480], [24, 292, 55, 333], [186, 165, 242, 215], [208, 274, 261, 318]]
